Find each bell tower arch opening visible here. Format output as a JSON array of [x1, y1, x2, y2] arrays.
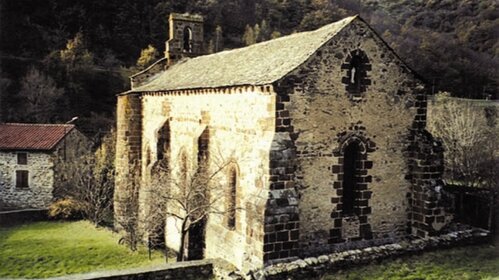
[[165, 13, 204, 65]]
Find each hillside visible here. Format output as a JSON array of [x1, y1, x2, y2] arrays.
[[0, 0, 497, 134]]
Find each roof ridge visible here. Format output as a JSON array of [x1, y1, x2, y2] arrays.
[[133, 16, 358, 92], [185, 16, 357, 64], [3, 123, 75, 127]]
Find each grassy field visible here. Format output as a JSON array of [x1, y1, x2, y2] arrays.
[[318, 244, 499, 280], [1, 221, 498, 279], [0, 221, 165, 278]]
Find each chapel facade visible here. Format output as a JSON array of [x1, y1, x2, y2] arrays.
[[114, 13, 453, 272]]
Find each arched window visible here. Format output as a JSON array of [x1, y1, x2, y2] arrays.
[[342, 141, 360, 215], [180, 151, 188, 186], [183, 27, 193, 53], [226, 167, 237, 230], [349, 55, 362, 89], [197, 127, 209, 164], [157, 121, 170, 162], [342, 49, 371, 98]]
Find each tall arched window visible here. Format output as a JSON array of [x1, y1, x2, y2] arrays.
[[183, 27, 193, 53], [157, 121, 170, 162], [197, 127, 209, 164], [342, 141, 360, 215], [226, 167, 237, 230], [180, 151, 188, 187]]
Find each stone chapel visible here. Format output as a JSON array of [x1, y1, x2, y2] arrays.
[[114, 13, 453, 272]]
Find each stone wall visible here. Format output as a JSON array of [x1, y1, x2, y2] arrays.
[[114, 93, 143, 231], [251, 226, 489, 280], [138, 86, 276, 272], [0, 209, 48, 226], [407, 129, 453, 237], [0, 151, 54, 208], [51, 259, 214, 280], [265, 17, 424, 260]]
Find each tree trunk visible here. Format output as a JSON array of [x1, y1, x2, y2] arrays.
[[494, 189, 499, 256], [177, 219, 189, 261]]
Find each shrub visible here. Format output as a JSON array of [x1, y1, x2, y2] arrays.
[[48, 198, 83, 220]]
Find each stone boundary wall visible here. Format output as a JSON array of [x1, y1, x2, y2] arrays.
[[249, 226, 490, 280], [49, 260, 214, 280], [47, 259, 243, 280], [0, 209, 48, 226]]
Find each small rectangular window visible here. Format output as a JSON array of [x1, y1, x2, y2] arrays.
[[17, 153, 27, 165], [16, 170, 29, 188]]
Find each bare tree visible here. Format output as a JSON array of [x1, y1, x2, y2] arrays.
[[144, 152, 238, 261], [55, 131, 115, 226], [428, 92, 498, 187], [428, 92, 499, 246], [115, 162, 141, 251]]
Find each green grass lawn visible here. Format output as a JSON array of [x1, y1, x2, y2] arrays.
[[0, 221, 165, 278], [1, 221, 498, 279], [318, 244, 499, 280]]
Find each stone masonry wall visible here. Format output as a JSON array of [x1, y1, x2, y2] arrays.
[[0, 151, 54, 208], [407, 128, 453, 237], [139, 86, 275, 272], [115, 93, 143, 230], [265, 17, 425, 260]]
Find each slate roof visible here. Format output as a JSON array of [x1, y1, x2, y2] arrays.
[[133, 16, 357, 92], [0, 123, 75, 151]]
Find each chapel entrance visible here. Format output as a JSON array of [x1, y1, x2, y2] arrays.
[[187, 217, 206, 260]]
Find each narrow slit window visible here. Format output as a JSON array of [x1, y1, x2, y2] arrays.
[[227, 168, 237, 230], [157, 122, 170, 162], [349, 55, 362, 90]]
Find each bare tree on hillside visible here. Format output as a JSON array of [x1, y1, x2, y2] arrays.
[[18, 67, 63, 123]]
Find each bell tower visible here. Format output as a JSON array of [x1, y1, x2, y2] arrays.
[[165, 13, 204, 65]]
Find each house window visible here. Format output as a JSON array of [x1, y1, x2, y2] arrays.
[[342, 141, 360, 215], [17, 153, 27, 165], [183, 27, 193, 53], [16, 170, 29, 188], [226, 167, 237, 230]]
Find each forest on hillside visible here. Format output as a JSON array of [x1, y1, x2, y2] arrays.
[[0, 0, 497, 136]]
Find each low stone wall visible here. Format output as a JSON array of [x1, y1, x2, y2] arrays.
[[249, 226, 490, 280], [0, 209, 48, 226], [50, 259, 214, 280]]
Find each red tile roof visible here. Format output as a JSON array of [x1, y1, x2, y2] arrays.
[[0, 123, 75, 151]]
